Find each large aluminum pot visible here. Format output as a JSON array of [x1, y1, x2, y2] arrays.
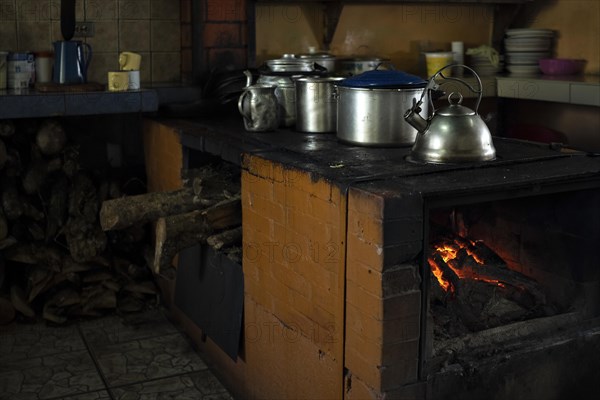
[[336, 69, 428, 146], [295, 76, 345, 133]]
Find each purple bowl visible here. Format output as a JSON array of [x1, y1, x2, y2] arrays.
[[539, 58, 586, 75]]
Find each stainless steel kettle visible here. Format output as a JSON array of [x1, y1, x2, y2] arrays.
[[404, 64, 495, 164]]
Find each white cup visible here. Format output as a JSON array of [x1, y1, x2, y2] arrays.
[[127, 70, 140, 90], [34, 52, 53, 83]]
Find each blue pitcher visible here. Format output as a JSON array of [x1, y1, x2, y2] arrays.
[[52, 40, 92, 84]]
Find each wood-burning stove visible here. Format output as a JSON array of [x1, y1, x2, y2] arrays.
[[146, 117, 600, 400]]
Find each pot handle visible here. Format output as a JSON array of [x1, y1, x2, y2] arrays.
[[428, 64, 483, 114]]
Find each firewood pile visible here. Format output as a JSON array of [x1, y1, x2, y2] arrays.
[[0, 119, 242, 325]]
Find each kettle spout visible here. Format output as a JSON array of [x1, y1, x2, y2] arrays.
[[404, 105, 428, 133]]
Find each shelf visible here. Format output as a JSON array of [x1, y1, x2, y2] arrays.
[[496, 75, 600, 107], [0, 88, 159, 119]]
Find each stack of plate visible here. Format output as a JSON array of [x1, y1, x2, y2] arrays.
[[470, 54, 504, 76], [504, 29, 555, 75]]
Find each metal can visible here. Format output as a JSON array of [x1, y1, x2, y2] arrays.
[[7, 52, 35, 89], [295, 76, 345, 133]]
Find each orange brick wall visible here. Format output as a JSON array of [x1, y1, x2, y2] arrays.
[[142, 120, 184, 192], [199, 0, 249, 72], [142, 122, 429, 398], [345, 187, 424, 399], [240, 153, 347, 399]]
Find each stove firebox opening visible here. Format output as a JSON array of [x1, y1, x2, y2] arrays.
[[423, 188, 600, 398]]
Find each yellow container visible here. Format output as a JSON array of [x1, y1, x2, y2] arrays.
[[425, 52, 454, 78], [108, 71, 130, 91]]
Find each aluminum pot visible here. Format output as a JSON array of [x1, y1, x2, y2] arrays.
[[295, 76, 345, 133], [296, 53, 337, 73], [265, 54, 318, 73], [336, 69, 428, 147], [338, 56, 390, 76], [258, 56, 327, 127]]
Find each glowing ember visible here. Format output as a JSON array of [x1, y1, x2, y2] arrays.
[[429, 236, 505, 293]]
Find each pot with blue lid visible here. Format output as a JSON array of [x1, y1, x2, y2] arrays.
[[336, 68, 429, 146]]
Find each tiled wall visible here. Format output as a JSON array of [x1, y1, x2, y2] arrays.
[[0, 0, 181, 84]]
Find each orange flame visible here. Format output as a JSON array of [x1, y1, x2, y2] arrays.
[[429, 237, 505, 292]]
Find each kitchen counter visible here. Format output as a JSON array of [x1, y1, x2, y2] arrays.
[[497, 74, 600, 106], [0, 87, 159, 119]]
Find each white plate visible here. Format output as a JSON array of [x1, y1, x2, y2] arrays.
[[504, 37, 552, 46], [505, 43, 552, 52], [506, 65, 540, 75], [505, 51, 551, 58], [505, 29, 555, 38], [506, 53, 551, 65]]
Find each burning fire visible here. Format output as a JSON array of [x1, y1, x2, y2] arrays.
[[428, 236, 505, 294]]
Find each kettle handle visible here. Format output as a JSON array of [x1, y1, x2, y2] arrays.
[[429, 64, 483, 114]]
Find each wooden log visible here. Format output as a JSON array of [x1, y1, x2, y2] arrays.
[[65, 173, 107, 262], [10, 284, 35, 318], [0, 139, 7, 170], [0, 297, 16, 325], [207, 226, 243, 250], [22, 157, 62, 194], [0, 208, 8, 241], [0, 120, 16, 138], [36, 119, 67, 156], [1, 179, 23, 220], [3, 243, 63, 271], [153, 196, 241, 273], [433, 312, 583, 357], [99, 187, 204, 231], [46, 174, 69, 241]]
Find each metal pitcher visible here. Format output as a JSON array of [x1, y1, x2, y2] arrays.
[[52, 40, 92, 84], [238, 71, 278, 132]]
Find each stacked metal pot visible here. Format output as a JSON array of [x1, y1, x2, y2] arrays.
[[239, 53, 431, 148]]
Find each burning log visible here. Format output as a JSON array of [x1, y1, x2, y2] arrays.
[[153, 196, 241, 273], [429, 234, 549, 334]]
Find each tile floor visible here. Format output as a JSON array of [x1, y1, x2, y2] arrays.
[[0, 307, 234, 400]]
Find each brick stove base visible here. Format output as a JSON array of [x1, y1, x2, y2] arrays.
[[144, 118, 600, 400]]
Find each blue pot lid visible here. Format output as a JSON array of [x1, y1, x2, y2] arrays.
[[338, 69, 427, 89]]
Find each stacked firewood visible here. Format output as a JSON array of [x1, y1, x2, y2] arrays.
[[99, 164, 243, 274], [0, 119, 242, 325]]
